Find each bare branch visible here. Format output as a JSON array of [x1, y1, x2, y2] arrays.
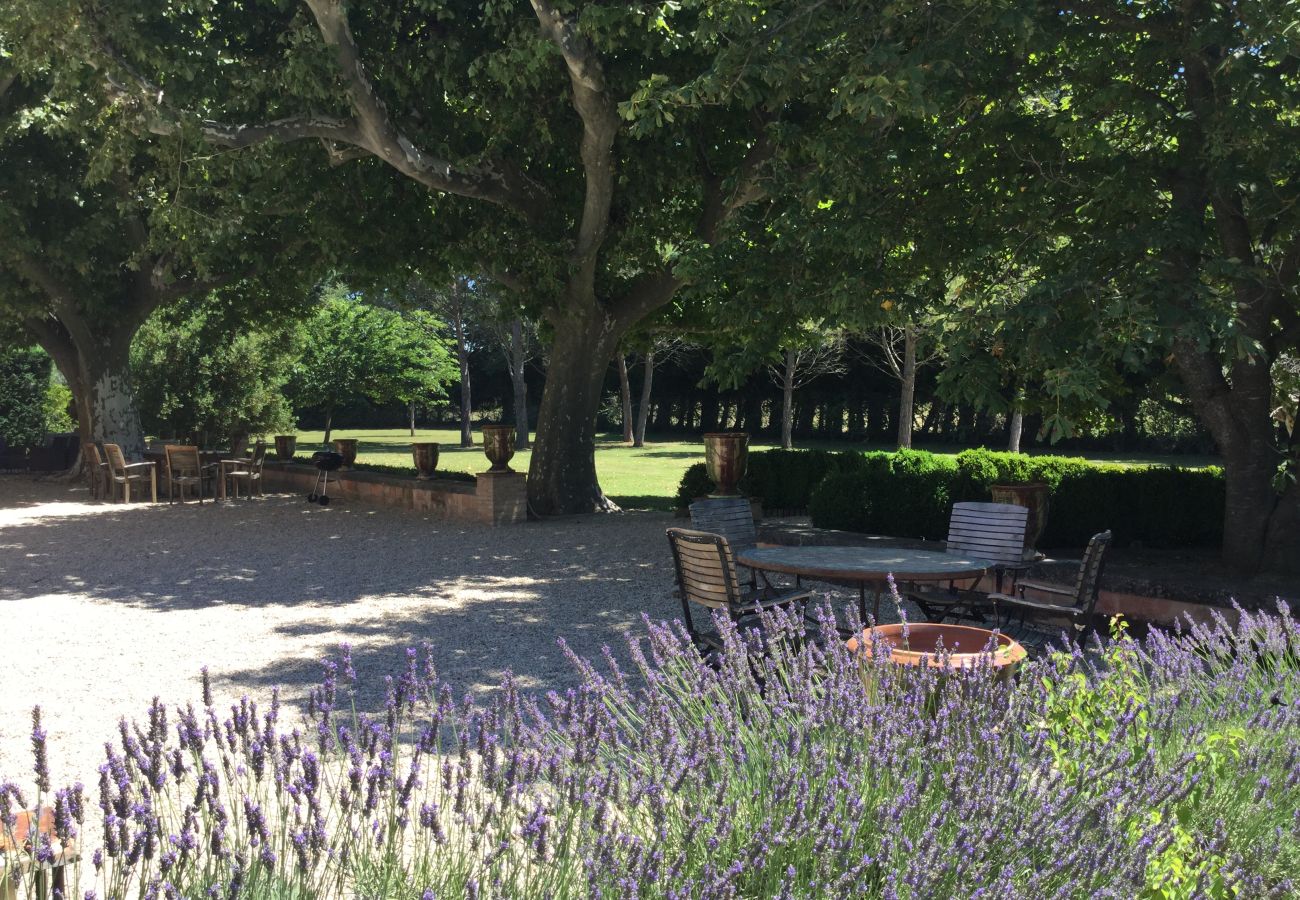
[[698, 124, 776, 243]]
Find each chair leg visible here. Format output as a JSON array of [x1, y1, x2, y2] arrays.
[[124, 480, 131, 503], [150, 468, 157, 503]]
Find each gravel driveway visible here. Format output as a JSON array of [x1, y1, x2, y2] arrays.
[[0, 476, 691, 788]]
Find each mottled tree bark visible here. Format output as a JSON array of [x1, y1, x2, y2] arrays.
[[633, 348, 655, 447]]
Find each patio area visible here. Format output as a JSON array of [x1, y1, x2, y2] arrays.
[[0, 477, 918, 785]]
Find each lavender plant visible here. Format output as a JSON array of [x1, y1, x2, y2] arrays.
[[1, 603, 1296, 899]]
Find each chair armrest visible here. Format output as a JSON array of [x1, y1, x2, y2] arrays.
[[1016, 580, 1074, 598], [122, 461, 155, 471]]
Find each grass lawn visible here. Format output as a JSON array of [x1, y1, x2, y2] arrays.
[[292, 428, 1219, 511]]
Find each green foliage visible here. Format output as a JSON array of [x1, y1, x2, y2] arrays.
[[288, 287, 457, 424], [42, 379, 74, 434], [0, 346, 54, 446], [678, 447, 1225, 547], [131, 298, 298, 447]]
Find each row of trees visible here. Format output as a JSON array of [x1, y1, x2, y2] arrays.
[[0, 1, 1296, 572]]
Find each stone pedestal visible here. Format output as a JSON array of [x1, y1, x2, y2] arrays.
[[475, 471, 527, 525]]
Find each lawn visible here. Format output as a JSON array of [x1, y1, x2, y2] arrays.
[[292, 428, 1219, 511]]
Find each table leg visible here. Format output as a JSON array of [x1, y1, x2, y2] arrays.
[[217, 465, 226, 501]]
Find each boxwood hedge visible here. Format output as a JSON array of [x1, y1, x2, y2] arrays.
[[677, 447, 1224, 549]]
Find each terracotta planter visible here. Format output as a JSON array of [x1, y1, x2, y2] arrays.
[[411, 442, 440, 479], [333, 438, 359, 468], [990, 481, 1051, 553], [703, 432, 749, 497], [847, 622, 1026, 685], [481, 425, 516, 473], [274, 434, 297, 461]]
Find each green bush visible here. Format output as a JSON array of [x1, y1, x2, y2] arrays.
[[0, 347, 55, 447], [810, 448, 1224, 548], [677, 446, 1225, 548], [675, 448, 865, 511]]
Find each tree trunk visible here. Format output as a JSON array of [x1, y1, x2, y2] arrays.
[[509, 319, 531, 450], [1007, 408, 1024, 453], [634, 348, 654, 447], [455, 314, 473, 448], [781, 348, 796, 450], [409, 399, 416, 436], [527, 308, 625, 516], [615, 352, 634, 443], [38, 325, 145, 458], [896, 326, 917, 449], [323, 407, 334, 445]]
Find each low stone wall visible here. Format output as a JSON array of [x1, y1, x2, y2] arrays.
[[261, 462, 527, 525]]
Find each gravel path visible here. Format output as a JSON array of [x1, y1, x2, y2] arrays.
[[0, 476, 700, 788], [0, 476, 897, 791]]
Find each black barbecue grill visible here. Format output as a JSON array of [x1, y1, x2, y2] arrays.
[[308, 450, 344, 505]]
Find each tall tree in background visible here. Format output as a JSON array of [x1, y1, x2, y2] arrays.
[[31, 0, 1026, 514], [633, 335, 689, 447], [768, 332, 847, 449]]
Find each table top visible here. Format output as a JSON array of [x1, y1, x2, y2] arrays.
[[736, 545, 991, 582]]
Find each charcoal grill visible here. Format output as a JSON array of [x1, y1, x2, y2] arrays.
[[308, 450, 344, 506]]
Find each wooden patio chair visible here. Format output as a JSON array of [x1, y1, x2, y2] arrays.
[[689, 496, 769, 588], [82, 442, 109, 500], [164, 444, 215, 504], [903, 502, 1030, 622], [102, 443, 157, 503], [980, 530, 1113, 641], [666, 527, 813, 656], [224, 441, 267, 499]]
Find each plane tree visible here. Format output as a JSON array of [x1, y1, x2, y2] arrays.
[[20, 0, 1034, 513]]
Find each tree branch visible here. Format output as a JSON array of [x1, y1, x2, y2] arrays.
[[697, 122, 776, 243], [529, 0, 620, 274], [303, 0, 550, 221]]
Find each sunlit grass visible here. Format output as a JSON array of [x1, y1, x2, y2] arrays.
[[290, 428, 1216, 511]]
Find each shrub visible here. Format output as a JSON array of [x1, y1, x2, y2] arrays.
[[0, 347, 55, 447], [3, 606, 1297, 898], [675, 449, 865, 511], [806, 448, 1224, 548]]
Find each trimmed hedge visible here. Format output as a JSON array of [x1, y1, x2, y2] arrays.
[[678, 447, 1225, 549]]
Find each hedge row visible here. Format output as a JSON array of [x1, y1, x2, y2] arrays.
[[678, 448, 1225, 549]]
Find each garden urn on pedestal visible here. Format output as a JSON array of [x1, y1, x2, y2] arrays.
[[990, 481, 1050, 557], [274, 434, 297, 461], [481, 425, 516, 473], [411, 442, 440, 480], [333, 439, 359, 469], [703, 432, 749, 497]]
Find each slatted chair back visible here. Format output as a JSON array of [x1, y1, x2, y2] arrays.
[[688, 497, 758, 553], [83, 442, 106, 497], [1070, 530, 1112, 617], [945, 502, 1029, 569], [102, 443, 128, 477], [165, 445, 202, 478], [249, 441, 267, 472], [666, 528, 742, 623]]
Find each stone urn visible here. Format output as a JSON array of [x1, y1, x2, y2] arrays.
[[274, 434, 297, 461], [703, 432, 749, 497], [333, 438, 359, 468], [991, 481, 1051, 555], [411, 442, 440, 479], [481, 425, 516, 474], [847, 622, 1027, 687]]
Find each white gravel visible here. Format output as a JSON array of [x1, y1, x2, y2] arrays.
[[0, 476, 890, 792]]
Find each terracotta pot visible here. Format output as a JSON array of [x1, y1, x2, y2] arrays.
[[411, 442, 440, 479], [481, 425, 516, 473], [333, 438, 359, 468], [847, 622, 1026, 685], [703, 432, 749, 497], [991, 481, 1051, 553], [274, 434, 297, 461]]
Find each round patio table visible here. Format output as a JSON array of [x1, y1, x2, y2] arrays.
[[735, 546, 993, 627]]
